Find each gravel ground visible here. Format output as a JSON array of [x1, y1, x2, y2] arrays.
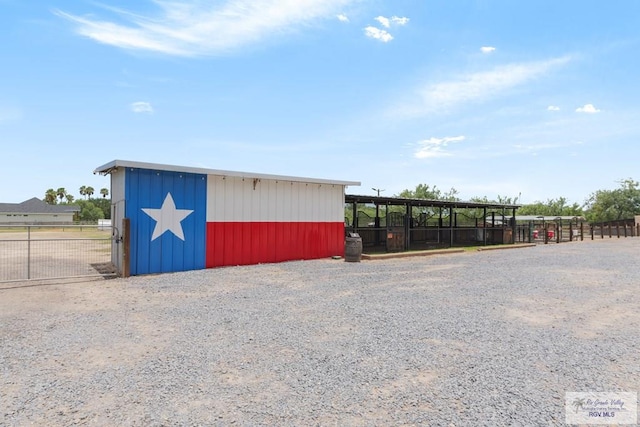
[[1, 238, 639, 426]]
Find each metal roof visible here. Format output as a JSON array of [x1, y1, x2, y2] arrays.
[[94, 159, 361, 187], [345, 194, 520, 210], [0, 198, 80, 214], [514, 215, 586, 221]]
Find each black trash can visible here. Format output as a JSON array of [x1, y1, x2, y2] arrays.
[[344, 232, 362, 262]]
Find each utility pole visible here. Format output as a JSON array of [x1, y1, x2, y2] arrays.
[[371, 188, 385, 217], [372, 188, 385, 246]]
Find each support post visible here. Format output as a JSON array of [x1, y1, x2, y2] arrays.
[[122, 218, 130, 278]]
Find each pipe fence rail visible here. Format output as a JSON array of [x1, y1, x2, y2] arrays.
[[0, 224, 115, 283], [590, 222, 639, 239]]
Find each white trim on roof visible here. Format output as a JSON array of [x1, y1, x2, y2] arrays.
[[94, 159, 360, 187]]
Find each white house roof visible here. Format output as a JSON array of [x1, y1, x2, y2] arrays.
[[94, 159, 361, 187]]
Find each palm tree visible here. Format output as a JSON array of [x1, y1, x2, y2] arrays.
[[56, 187, 67, 204], [44, 189, 57, 204], [79, 186, 87, 199], [85, 186, 95, 199], [100, 188, 109, 198], [65, 194, 75, 203]]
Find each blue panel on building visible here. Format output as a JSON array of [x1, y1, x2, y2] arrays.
[[125, 168, 207, 275]]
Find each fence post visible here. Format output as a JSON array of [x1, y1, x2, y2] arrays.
[[569, 222, 573, 241], [122, 218, 130, 278], [27, 226, 31, 280]]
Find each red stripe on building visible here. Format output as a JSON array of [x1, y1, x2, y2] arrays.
[[205, 222, 345, 267]]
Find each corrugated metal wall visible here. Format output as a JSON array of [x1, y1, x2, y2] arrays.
[[122, 168, 346, 274], [125, 168, 207, 275], [205, 176, 343, 222], [205, 175, 345, 267]]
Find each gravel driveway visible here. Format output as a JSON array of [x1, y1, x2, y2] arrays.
[[2, 238, 639, 426]]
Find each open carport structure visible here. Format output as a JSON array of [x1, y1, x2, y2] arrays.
[[345, 194, 520, 253]]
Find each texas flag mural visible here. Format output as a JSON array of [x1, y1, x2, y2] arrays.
[[126, 168, 207, 274], [123, 166, 348, 275]]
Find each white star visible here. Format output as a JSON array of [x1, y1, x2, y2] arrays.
[[141, 193, 194, 241]]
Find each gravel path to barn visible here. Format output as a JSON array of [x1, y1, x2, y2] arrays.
[[2, 238, 639, 426]]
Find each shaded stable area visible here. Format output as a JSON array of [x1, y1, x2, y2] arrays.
[[344, 195, 519, 253]]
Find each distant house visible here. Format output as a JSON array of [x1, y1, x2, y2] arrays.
[[0, 198, 80, 224]]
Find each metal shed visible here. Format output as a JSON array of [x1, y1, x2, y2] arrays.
[[95, 160, 360, 276]]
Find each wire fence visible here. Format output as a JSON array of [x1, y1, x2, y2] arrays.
[[0, 225, 115, 283]]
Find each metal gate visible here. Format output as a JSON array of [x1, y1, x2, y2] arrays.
[[0, 224, 116, 283]]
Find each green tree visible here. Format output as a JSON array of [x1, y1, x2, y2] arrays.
[[56, 187, 67, 204], [91, 197, 111, 219], [517, 197, 583, 217], [100, 187, 109, 198], [75, 199, 105, 222], [44, 189, 57, 205], [65, 194, 75, 204], [85, 186, 95, 199], [584, 178, 640, 222], [397, 184, 459, 201]]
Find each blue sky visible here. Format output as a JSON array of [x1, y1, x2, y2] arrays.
[[1, 0, 639, 205]]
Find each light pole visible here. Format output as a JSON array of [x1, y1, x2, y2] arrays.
[[372, 188, 385, 246]]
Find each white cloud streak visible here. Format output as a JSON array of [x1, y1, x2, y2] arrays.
[[364, 15, 408, 43], [391, 16, 409, 26], [480, 46, 496, 53], [131, 101, 154, 113], [364, 26, 393, 42], [56, 0, 355, 56], [395, 56, 572, 118], [337, 13, 349, 22], [374, 16, 390, 28], [414, 136, 465, 159], [576, 103, 600, 113], [547, 105, 560, 111]]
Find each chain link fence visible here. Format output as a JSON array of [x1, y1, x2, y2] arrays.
[[0, 225, 116, 282]]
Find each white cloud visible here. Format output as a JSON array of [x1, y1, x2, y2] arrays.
[[364, 26, 393, 43], [576, 103, 601, 113], [394, 56, 572, 118], [56, 0, 356, 56], [414, 136, 465, 159], [374, 15, 409, 28], [480, 46, 496, 54], [391, 16, 409, 26], [547, 105, 560, 111], [374, 16, 390, 28], [337, 13, 349, 22], [131, 101, 154, 113]]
